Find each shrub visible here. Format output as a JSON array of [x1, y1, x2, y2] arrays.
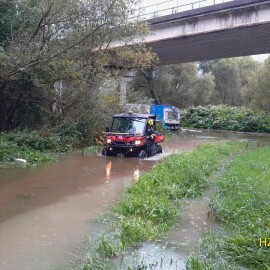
[[181, 105, 270, 132], [0, 127, 83, 153], [0, 140, 53, 164], [0, 126, 84, 165]]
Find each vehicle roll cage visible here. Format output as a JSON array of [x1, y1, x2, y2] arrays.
[[107, 113, 157, 135]]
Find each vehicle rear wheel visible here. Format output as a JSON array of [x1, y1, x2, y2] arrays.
[[138, 149, 147, 159], [156, 145, 162, 154]]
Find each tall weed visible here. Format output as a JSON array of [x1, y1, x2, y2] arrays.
[[188, 145, 270, 269]]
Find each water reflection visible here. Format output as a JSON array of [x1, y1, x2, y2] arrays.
[[134, 166, 140, 180], [105, 160, 141, 181], [105, 161, 112, 181]]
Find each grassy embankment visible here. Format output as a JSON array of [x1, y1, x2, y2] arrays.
[[0, 133, 55, 165], [0, 128, 100, 166], [187, 145, 270, 270], [80, 141, 245, 270], [0, 128, 79, 165]]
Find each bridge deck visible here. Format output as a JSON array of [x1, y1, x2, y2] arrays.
[[144, 0, 270, 64]]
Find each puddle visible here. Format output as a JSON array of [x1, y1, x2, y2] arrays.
[[166, 195, 218, 256], [109, 192, 219, 270], [113, 243, 186, 270]]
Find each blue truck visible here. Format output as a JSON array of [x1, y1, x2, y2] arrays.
[[150, 104, 180, 130]]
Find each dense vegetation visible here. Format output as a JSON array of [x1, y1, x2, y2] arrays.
[[80, 142, 244, 269], [181, 105, 270, 132], [0, 139, 54, 165], [0, 132, 55, 166], [187, 145, 270, 270], [0, 127, 82, 164], [130, 57, 270, 113], [0, 0, 156, 135]]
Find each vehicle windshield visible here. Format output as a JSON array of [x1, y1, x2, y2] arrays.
[[111, 117, 146, 134], [167, 111, 178, 120]]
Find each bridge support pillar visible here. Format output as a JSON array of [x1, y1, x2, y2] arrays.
[[119, 70, 134, 106]]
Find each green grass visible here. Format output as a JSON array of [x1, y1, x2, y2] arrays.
[[186, 232, 240, 270], [83, 146, 102, 155], [113, 142, 244, 245], [187, 145, 270, 270], [80, 141, 245, 270]]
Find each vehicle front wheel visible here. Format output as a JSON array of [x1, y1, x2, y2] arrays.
[[102, 148, 112, 156], [156, 145, 162, 154], [138, 149, 147, 159]]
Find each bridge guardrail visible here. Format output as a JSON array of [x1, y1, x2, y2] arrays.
[[129, 0, 235, 21]]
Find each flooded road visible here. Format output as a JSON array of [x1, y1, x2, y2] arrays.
[[0, 129, 269, 270], [0, 155, 155, 270]]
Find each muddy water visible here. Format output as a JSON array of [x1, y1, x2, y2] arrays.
[[0, 129, 269, 270], [0, 155, 155, 270]]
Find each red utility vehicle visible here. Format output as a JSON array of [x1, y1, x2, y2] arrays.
[[102, 112, 164, 158]]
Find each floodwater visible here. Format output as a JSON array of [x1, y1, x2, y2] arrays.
[[0, 155, 155, 270], [0, 129, 269, 270]]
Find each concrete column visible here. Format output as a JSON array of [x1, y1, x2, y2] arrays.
[[119, 77, 127, 106], [119, 70, 134, 106]]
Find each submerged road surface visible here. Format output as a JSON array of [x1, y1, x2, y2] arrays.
[[0, 129, 269, 270]]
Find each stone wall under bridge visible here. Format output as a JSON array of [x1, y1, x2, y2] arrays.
[[125, 103, 150, 114]]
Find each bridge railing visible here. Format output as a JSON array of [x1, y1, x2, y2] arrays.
[[130, 0, 235, 21]]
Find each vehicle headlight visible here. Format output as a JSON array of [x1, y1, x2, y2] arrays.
[[134, 140, 141, 145], [106, 138, 112, 144]]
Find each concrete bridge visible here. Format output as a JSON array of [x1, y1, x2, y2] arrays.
[[140, 0, 270, 64]]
